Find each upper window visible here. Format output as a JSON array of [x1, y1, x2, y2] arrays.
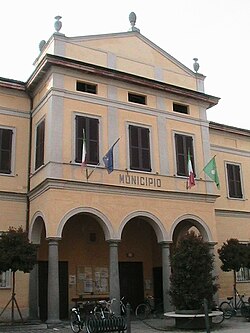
[[0, 128, 13, 174], [129, 125, 151, 172], [226, 163, 243, 199], [0, 270, 11, 288], [76, 81, 97, 94], [173, 103, 189, 114], [75, 116, 99, 165], [128, 93, 146, 105], [175, 133, 195, 176], [35, 120, 45, 170], [236, 267, 250, 282]]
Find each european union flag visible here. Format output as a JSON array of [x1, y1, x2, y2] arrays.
[[103, 138, 120, 174]]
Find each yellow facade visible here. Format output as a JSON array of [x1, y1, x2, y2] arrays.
[[0, 21, 249, 322]]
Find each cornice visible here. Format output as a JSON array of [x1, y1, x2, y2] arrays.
[[210, 121, 250, 137], [28, 178, 219, 204], [26, 54, 219, 108], [0, 191, 27, 202], [215, 209, 250, 218]]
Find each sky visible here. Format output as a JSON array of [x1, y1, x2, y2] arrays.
[[1, 0, 249, 130]]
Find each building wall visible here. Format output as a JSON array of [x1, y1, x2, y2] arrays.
[[0, 30, 249, 319]]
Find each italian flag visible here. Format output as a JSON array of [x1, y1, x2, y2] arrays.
[[187, 151, 195, 189], [81, 129, 87, 167]]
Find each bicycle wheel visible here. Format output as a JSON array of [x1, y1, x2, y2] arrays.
[[240, 302, 249, 318], [135, 304, 150, 320], [219, 302, 234, 319], [70, 310, 82, 333], [212, 312, 224, 324]]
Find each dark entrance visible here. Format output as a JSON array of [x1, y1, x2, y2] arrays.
[[119, 262, 144, 311], [153, 267, 163, 307], [38, 261, 69, 320]]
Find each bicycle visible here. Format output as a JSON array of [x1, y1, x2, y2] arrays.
[[135, 295, 163, 320], [219, 289, 249, 319], [93, 297, 127, 319], [70, 300, 94, 333]]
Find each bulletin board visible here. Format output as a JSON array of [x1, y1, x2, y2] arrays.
[[77, 266, 109, 295]]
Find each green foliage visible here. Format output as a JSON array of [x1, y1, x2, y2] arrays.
[[0, 226, 38, 273], [169, 231, 218, 311], [217, 238, 246, 272]]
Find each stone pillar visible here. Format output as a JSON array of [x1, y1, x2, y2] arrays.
[[161, 241, 172, 312], [109, 241, 120, 315], [29, 264, 39, 319], [209, 242, 219, 304], [46, 238, 61, 325]]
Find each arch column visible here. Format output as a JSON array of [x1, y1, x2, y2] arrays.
[[46, 238, 61, 325], [29, 264, 39, 319], [209, 242, 219, 304], [161, 241, 172, 312], [108, 240, 120, 315]]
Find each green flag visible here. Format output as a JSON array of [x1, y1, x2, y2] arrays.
[[203, 156, 220, 189]]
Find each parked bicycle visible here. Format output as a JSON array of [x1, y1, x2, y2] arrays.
[[219, 289, 250, 319], [70, 300, 94, 333], [93, 297, 127, 318], [135, 295, 163, 320]]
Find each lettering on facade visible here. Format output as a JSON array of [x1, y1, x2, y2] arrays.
[[119, 174, 161, 188]]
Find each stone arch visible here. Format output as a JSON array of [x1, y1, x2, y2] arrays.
[[170, 214, 214, 243], [118, 210, 168, 242], [57, 207, 115, 240], [29, 211, 47, 244]]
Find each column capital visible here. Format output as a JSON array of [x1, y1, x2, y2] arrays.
[[159, 240, 172, 247], [46, 237, 61, 243]]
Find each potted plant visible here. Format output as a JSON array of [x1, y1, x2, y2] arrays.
[[169, 231, 218, 328]]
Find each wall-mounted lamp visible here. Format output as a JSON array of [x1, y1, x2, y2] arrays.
[[126, 252, 134, 258]]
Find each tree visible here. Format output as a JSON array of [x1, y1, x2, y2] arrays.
[[218, 238, 248, 306], [0, 226, 38, 323], [169, 231, 218, 311]]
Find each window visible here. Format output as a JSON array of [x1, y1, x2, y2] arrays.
[[129, 125, 151, 171], [173, 103, 189, 114], [0, 128, 13, 174], [35, 120, 45, 170], [0, 270, 11, 288], [175, 133, 195, 176], [236, 267, 250, 282], [226, 163, 243, 198], [75, 116, 99, 165], [128, 93, 146, 105], [76, 81, 97, 94]]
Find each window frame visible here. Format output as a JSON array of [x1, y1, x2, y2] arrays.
[[0, 270, 11, 289], [76, 81, 97, 94], [35, 119, 45, 171], [173, 102, 189, 115], [128, 92, 147, 105], [75, 115, 100, 166], [226, 162, 243, 199], [174, 132, 195, 177], [128, 123, 152, 172], [0, 126, 15, 176]]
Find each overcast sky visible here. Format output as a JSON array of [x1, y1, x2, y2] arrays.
[[1, 0, 249, 130]]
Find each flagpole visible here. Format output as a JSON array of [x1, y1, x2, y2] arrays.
[[86, 163, 100, 180]]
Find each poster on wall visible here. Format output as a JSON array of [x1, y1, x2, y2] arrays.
[[95, 267, 109, 294], [76, 266, 109, 295]]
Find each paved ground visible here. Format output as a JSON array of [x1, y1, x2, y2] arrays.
[[0, 316, 249, 333]]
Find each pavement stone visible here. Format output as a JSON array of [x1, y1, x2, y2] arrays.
[[0, 316, 249, 333]]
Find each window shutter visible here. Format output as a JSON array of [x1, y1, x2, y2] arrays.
[[0, 128, 13, 174], [75, 116, 99, 165], [35, 121, 45, 170], [129, 125, 151, 171]]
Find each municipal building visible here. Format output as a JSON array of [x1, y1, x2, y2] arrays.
[[0, 14, 249, 323]]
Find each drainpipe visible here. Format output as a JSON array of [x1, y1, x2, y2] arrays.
[[26, 91, 33, 234]]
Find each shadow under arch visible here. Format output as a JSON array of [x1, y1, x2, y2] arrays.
[[29, 211, 47, 244], [118, 211, 168, 243], [57, 207, 115, 240], [170, 214, 214, 243]]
